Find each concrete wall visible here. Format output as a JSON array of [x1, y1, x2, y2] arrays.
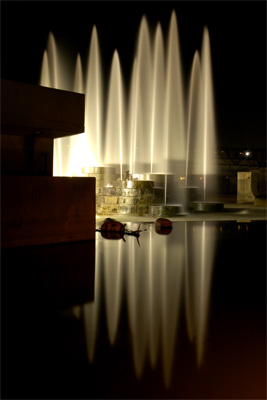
[[1, 176, 96, 247], [1, 80, 96, 247]]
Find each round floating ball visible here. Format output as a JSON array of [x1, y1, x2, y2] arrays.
[[155, 218, 173, 235]]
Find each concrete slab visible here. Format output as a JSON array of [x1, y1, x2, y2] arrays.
[[1, 176, 96, 247], [96, 203, 267, 225], [1, 79, 85, 138]]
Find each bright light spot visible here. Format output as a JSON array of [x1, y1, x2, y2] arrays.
[[179, 176, 185, 180], [245, 151, 250, 156], [200, 177, 203, 180]]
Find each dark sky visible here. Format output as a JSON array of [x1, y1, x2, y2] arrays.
[[1, 1, 266, 148]]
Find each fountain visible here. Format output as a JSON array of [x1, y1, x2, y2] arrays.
[[39, 10, 222, 216]]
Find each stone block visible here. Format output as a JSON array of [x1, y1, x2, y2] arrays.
[[118, 196, 138, 205], [122, 188, 139, 197], [119, 205, 137, 215], [96, 196, 105, 205], [149, 204, 184, 217], [126, 180, 154, 189], [103, 196, 119, 204], [96, 204, 120, 215], [237, 172, 255, 204]]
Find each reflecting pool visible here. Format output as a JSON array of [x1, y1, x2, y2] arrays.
[[2, 220, 266, 399]]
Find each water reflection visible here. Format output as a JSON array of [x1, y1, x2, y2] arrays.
[[185, 222, 216, 367], [83, 221, 217, 386]]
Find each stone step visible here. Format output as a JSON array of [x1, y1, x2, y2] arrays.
[[149, 204, 184, 217]]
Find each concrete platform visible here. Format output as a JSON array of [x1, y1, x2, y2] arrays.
[[96, 203, 267, 225]]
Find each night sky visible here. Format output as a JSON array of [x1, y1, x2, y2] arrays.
[[1, 1, 266, 149]]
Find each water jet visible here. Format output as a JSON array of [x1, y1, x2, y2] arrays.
[[39, 12, 223, 215]]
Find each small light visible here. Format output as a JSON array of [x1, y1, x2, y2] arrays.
[[245, 151, 250, 156]]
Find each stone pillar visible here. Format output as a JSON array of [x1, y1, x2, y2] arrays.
[[237, 172, 255, 204]]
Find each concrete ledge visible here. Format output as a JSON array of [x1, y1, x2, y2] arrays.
[[1, 176, 95, 247], [1, 79, 85, 138]]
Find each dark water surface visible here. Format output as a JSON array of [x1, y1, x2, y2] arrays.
[[2, 221, 266, 399]]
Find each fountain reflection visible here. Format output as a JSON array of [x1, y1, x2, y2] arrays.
[[83, 221, 217, 386], [185, 221, 216, 367]]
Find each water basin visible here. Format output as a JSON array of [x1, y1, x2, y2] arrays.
[[2, 220, 266, 399]]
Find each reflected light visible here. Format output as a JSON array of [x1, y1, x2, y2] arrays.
[[83, 221, 217, 387]]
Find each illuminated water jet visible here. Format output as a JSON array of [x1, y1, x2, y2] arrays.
[[105, 50, 126, 180], [150, 23, 165, 174], [40, 11, 219, 213]]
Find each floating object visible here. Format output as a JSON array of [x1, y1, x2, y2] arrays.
[[100, 218, 126, 234], [96, 218, 141, 244], [155, 218, 173, 235], [100, 230, 126, 241]]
